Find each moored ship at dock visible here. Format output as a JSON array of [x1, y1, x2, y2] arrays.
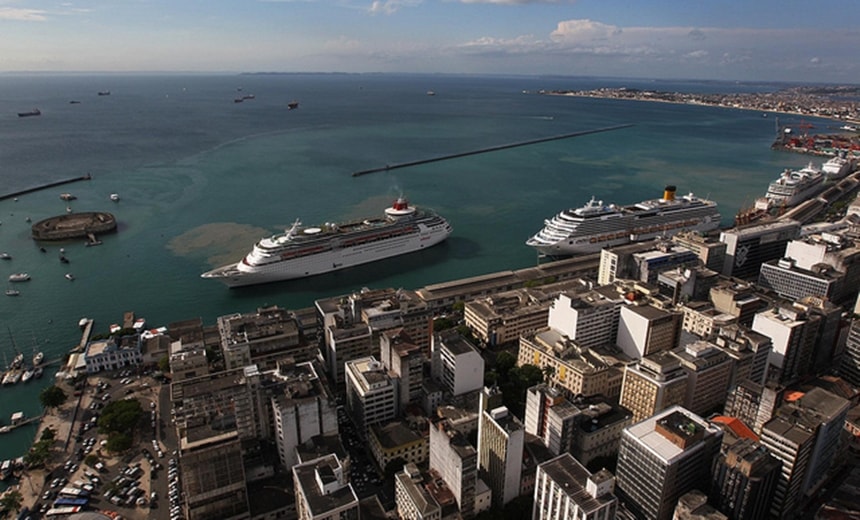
[[526, 186, 720, 256], [202, 197, 452, 287], [756, 162, 825, 210]]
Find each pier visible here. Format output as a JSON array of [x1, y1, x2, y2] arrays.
[[0, 173, 92, 202], [351, 124, 634, 177]]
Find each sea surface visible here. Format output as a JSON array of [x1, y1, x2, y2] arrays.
[[0, 73, 841, 468]]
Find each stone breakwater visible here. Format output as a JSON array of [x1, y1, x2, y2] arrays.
[[31, 212, 117, 241]]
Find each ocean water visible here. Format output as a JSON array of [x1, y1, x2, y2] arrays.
[[0, 73, 840, 465]]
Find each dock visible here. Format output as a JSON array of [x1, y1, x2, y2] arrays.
[[351, 124, 634, 177], [0, 173, 92, 202]]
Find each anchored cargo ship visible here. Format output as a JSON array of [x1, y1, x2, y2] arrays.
[[202, 197, 452, 287], [526, 186, 720, 256]]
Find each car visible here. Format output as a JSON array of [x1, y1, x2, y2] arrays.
[[150, 402, 156, 408], [41, 490, 52, 500], [151, 491, 158, 501]]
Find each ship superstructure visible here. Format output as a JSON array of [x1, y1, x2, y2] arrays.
[[763, 162, 825, 208], [526, 186, 720, 256], [821, 152, 855, 181], [202, 197, 452, 287]]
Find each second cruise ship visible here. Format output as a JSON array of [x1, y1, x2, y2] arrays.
[[526, 186, 720, 256], [202, 197, 452, 287]]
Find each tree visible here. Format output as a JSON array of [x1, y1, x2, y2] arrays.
[[98, 399, 143, 435], [40, 426, 57, 442], [0, 489, 23, 517], [39, 385, 67, 410], [157, 355, 170, 373], [84, 454, 100, 467], [23, 439, 51, 468], [105, 432, 133, 453], [495, 351, 517, 376]]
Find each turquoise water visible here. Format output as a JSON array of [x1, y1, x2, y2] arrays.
[[0, 73, 840, 466]]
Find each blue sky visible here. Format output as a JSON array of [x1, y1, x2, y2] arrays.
[[1, 0, 858, 82]]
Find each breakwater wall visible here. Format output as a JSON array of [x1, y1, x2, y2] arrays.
[[0, 174, 92, 202]]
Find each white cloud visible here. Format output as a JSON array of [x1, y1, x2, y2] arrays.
[[459, 0, 568, 4], [368, 0, 421, 14], [550, 19, 621, 42], [0, 7, 47, 21], [684, 50, 708, 59]]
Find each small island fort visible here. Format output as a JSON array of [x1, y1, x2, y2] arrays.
[[31, 211, 117, 241]]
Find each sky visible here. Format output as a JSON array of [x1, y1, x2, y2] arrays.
[[1, 0, 859, 83]]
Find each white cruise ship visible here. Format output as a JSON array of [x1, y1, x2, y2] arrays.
[[821, 153, 855, 180], [526, 186, 720, 256], [202, 198, 452, 287], [764, 162, 825, 208]]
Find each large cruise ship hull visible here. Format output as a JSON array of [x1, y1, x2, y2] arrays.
[[203, 224, 450, 288]]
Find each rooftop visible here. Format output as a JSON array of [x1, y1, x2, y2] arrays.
[[625, 406, 716, 463], [539, 453, 616, 513]]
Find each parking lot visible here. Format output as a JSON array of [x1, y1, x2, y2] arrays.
[[27, 368, 181, 520]]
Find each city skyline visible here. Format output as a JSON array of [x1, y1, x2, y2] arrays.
[[1, 0, 858, 83]]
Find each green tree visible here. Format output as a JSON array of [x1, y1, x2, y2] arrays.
[[98, 399, 143, 435], [495, 351, 517, 376], [84, 454, 100, 467], [0, 489, 23, 517], [105, 432, 133, 453], [39, 385, 67, 410], [23, 439, 52, 468], [158, 355, 170, 373], [40, 426, 57, 442]]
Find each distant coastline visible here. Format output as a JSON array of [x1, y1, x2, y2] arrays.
[[543, 85, 860, 125]]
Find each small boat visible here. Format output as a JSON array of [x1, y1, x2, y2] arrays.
[[18, 108, 41, 118], [5, 289, 19, 297], [110, 193, 120, 202], [21, 369, 33, 383], [59, 193, 76, 201], [65, 273, 75, 281], [60, 255, 70, 264], [33, 367, 43, 379], [39, 247, 46, 253], [98, 91, 111, 96], [0, 253, 10, 260], [242, 94, 255, 100], [69, 100, 81, 104], [288, 101, 299, 110], [8, 273, 30, 283], [234, 98, 244, 103], [33, 351, 43, 366], [426, 91, 436, 96]]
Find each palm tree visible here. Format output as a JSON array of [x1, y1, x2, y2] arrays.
[[0, 489, 23, 518]]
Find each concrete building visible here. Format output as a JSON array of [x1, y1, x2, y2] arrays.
[[344, 356, 398, 439], [217, 306, 313, 371], [672, 231, 728, 273], [431, 330, 484, 398], [673, 490, 727, 520], [670, 341, 734, 416], [524, 384, 579, 457], [518, 328, 624, 400], [395, 463, 441, 520], [478, 405, 524, 508], [84, 334, 143, 373], [169, 341, 209, 382], [547, 288, 624, 350], [657, 265, 720, 304], [709, 438, 781, 520], [369, 420, 428, 473], [571, 396, 633, 468], [711, 324, 771, 388], [532, 453, 618, 520], [428, 418, 478, 518], [179, 429, 250, 520], [620, 351, 689, 423], [841, 318, 860, 387], [680, 301, 737, 340], [708, 280, 768, 327], [617, 303, 682, 359], [380, 329, 425, 408], [719, 220, 800, 280], [599, 241, 669, 286], [293, 453, 359, 520], [616, 406, 723, 520], [722, 380, 784, 435], [463, 287, 554, 348], [271, 361, 338, 469], [760, 387, 851, 518], [752, 306, 820, 385], [758, 257, 844, 303], [631, 244, 700, 285]]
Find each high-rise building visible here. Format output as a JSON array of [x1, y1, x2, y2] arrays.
[[615, 406, 723, 520], [680, 300, 737, 340], [380, 328, 425, 408], [532, 453, 618, 520], [478, 405, 524, 508], [711, 324, 771, 388], [524, 384, 578, 456], [722, 380, 783, 435], [428, 418, 478, 518], [293, 453, 359, 520], [271, 361, 338, 469], [395, 463, 441, 520], [672, 230, 728, 273], [617, 304, 682, 359], [179, 429, 250, 520], [431, 330, 484, 398], [759, 387, 850, 518], [708, 279, 768, 327], [752, 306, 820, 385], [547, 288, 624, 350], [344, 356, 398, 439], [709, 438, 781, 520], [670, 341, 734, 416], [719, 220, 800, 280], [217, 306, 313, 371], [840, 318, 860, 387], [620, 351, 688, 423]]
